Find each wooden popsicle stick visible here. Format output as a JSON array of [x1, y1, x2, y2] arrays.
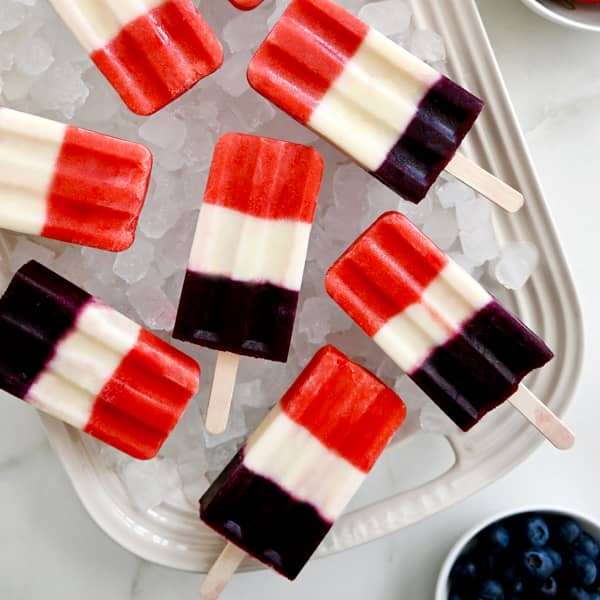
[[205, 352, 240, 435], [445, 152, 525, 213], [509, 384, 575, 450], [199, 543, 246, 600]]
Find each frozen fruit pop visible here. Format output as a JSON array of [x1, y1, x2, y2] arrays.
[[248, 0, 523, 211], [326, 212, 573, 449], [0, 107, 151, 251], [0, 261, 200, 459], [199, 345, 406, 595], [48, 0, 223, 115], [174, 133, 323, 434]]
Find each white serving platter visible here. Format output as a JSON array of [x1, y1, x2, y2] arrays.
[[35, 0, 583, 573]]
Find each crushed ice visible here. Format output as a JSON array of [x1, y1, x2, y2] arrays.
[[0, 0, 540, 511]]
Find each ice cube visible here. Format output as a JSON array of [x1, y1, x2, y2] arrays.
[[76, 70, 120, 123], [494, 241, 539, 290], [178, 453, 210, 506], [422, 208, 457, 251], [436, 179, 474, 209], [0, 3, 26, 33], [139, 111, 187, 153], [8, 237, 55, 272], [29, 62, 89, 119], [113, 237, 155, 284], [456, 194, 492, 232], [460, 222, 499, 266], [15, 35, 54, 76], [126, 282, 177, 331], [410, 30, 446, 64], [206, 438, 244, 473], [358, 1, 411, 38], [2, 69, 31, 101], [222, 9, 268, 53], [214, 50, 252, 97], [118, 456, 180, 512]]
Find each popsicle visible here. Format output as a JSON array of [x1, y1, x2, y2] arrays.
[[247, 0, 523, 211], [0, 107, 152, 251], [48, 0, 224, 115], [173, 133, 323, 434], [326, 212, 574, 449], [229, 0, 264, 8], [199, 345, 406, 597], [0, 261, 200, 459]]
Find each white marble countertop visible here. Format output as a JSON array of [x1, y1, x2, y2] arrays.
[[2, 0, 600, 597]]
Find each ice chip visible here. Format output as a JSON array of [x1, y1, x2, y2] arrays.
[[495, 241, 539, 290], [358, 1, 411, 37], [119, 457, 180, 512], [410, 29, 446, 64]]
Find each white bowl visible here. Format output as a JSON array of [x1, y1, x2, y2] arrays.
[[435, 506, 600, 599], [520, 0, 600, 32]]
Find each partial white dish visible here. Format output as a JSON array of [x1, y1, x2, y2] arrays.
[[520, 0, 600, 32], [35, 0, 583, 573], [434, 506, 600, 599]]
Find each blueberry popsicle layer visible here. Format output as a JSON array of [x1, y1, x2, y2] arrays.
[[326, 213, 572, 448], [0, 107, 152, 251], [48, 0, 224, 115], [0, 261, 200, 459], [199, 345, 406, 594]]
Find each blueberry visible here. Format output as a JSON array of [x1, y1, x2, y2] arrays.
[[558, 518, 582, 545], [506, 579, 523, 594], [476, 579, 504, 600], [574, 532, 600, 560], [450, 555, 478, 584], [546, 548, 563, 571], [570, 553, 597, 586], [501, 565, 518, 584], [485, 525, 510, 551], [569, 588, 590, 600], [526, 516, 550, 547], [523, 549, 556, 581], [537, 576, 558, 598]]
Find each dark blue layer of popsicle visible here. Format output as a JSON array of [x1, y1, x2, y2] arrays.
[[373, 76, 484, 204], [411, 300, 554, 431], [173, 271, 299, 362], [0, 261, 91, 399], [200, 450, 331, 580]]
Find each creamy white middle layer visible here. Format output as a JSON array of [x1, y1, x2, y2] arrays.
[[244, 405, 365, 522], [0, 108, 67, 236], [308, 28, 441, 172], [25, 301, 141, 429], [188, 203, 312, 291], [373, 261, 492, 373], [48, 0, 165, 52]]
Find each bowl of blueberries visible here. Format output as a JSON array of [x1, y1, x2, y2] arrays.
[[436, 507, 600, 599]]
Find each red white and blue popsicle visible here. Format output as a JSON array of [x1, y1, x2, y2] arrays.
[[326, 212, 573, 449], [248, 0, 523, 211], [0, 261, 200, 459], [174, 133, 323, 433], [48, 0, 224, 115], [0, 108, 152, 251], [199, 345, 406, 596]]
